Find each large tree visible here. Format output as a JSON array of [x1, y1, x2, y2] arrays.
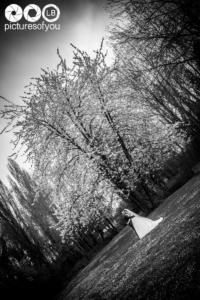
[[0, 42, 187, 212]]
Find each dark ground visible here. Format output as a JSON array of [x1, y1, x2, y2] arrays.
[[57, 173, 200, 300]]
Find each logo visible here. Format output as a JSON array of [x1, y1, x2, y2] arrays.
[[4, 4, 60, 23], [4, 4, 61, 32], [5, 4, 23, 22], [24, 4, 41, 22]]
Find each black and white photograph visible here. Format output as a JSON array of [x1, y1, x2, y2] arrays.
[[0, 1, 200, 299]]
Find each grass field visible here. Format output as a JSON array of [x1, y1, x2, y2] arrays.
[[58, 173, 200, 300]]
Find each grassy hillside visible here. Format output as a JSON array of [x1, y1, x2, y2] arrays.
[[58, 173, 200, 300]]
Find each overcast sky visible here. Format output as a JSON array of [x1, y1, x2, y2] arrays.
[[0, 0, 113, 184]]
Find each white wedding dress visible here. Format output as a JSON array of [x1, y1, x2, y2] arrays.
[[122, 209, 163, 239]]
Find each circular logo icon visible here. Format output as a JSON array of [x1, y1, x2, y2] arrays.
[[5, 4, 23, 22], [42, 4, 60, 23], [24, 4, 41, 22]]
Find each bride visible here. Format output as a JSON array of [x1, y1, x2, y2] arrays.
[[122, 209, 163, 239]]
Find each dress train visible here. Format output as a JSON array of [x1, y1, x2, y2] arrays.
[[122, 209, 163, 239]]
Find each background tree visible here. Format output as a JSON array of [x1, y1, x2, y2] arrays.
[[7, 159, 61, 261], [107, 0, 200, 147]]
